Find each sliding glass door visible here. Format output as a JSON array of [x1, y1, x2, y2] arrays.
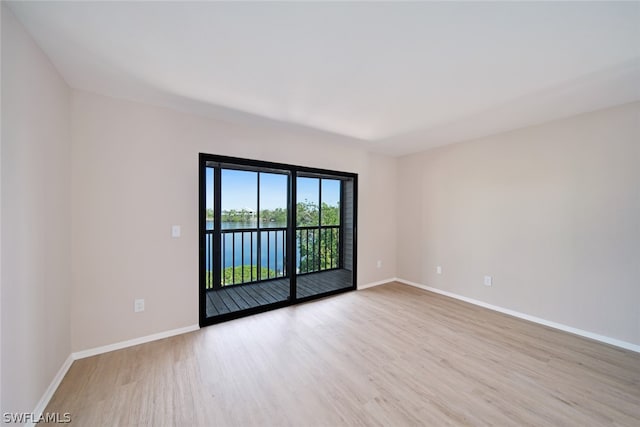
[[200, 154, 357, 326], [295, 175, 355, 299]]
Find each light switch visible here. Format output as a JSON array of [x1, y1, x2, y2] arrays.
[[171, 225, 181, 238]]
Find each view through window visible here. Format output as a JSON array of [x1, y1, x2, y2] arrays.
[[200, 155, 357, 326]]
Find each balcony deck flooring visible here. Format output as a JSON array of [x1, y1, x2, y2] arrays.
[[206, 269, 352, 318]]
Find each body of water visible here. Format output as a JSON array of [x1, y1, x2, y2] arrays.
[[206, 221, 290, 274]]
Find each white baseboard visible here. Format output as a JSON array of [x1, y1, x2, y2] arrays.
[[358, 278, 395, 290], [30, 324, 200, 426], [26, 354, 74, 427], [395, 278, 640, 354], [72, 324, 200, 360]]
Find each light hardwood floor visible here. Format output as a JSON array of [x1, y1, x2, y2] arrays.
[[43, 282, 640, 426]]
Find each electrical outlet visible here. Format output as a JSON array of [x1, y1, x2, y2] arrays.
[[376, 260, 382, 269], [436, 266, 442, 275], [484, 276, 492, 287], [134, 298, 145, 312], [171, 225, 181, 238]]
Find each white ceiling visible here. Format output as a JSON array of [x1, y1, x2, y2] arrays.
[[7, 1, 640, 156]]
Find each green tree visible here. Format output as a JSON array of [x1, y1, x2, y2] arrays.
[[321, 202, 339, 225], [260, 207, 287, 225], [223, 265, 277, 285], [221, 208, 256, 223], [296, 200, 319, 226], [296, 201, 340, 273], [205, 266, 279, 289]]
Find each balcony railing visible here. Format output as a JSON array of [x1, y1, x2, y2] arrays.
[[205, 224, 340, 289], [296, 226, 340, 274]]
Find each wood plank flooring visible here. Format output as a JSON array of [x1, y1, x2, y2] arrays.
[[43, 282, 640, 426], [206, 269, 353, 317]]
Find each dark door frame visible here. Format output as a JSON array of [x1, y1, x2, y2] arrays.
[[199, 153, 358, 327]]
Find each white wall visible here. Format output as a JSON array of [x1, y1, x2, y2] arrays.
[[5, 1, 637, 414], [70, 90, 397, 352], [397, 102, 640, 345], [1, 5, 72, 414]]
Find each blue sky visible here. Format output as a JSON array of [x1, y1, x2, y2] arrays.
[[206, 168, 340, 211]]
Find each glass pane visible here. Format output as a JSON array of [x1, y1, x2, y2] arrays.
[[206, 167, 214, 230], [296, 228, 320, 274], [259, 172, 288, 279], [295, 176, 354, 298], [205, 167, 214, 292], [260, 229, 287, 279], [221, 169, 257, 230], [321, 179, 340, 226], [203, 163, 293, 322], [296, 177, 319, 227], [259, 173, 288, 229]]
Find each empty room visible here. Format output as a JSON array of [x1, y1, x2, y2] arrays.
[[2, 1, 639, 426]]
